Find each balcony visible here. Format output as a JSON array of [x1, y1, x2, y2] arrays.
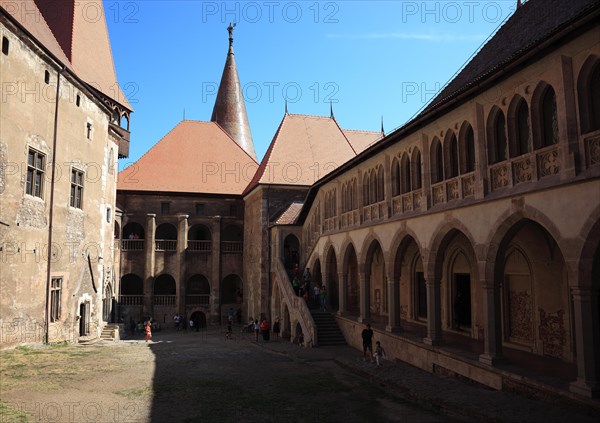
[[153, 295, 176, 306], [392, 190, 424, 216], [121, 239, 144, 251], [340, 210, 359, 229], [119, 295, 143, 306], [489, 145, 559, 192], [187, 240, 212, 252], [185, 295, 210, 306], [584, 130, 600, 168], [431, 172, 476, 206], [109, 122, 130, 158], [221, 241, 243, 254], [362, 200, 386, 223], [155, 239, 177, 252]]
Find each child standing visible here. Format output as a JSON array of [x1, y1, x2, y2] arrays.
[[374, 341, 386, 368], [144, 320, 152, 343]]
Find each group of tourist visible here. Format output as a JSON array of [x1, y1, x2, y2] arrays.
[[290, 266, 328, 311]]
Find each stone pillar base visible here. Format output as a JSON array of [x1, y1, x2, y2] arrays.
[[423, 336, 442, 346], [479, 353, 506, 366], [569, 380, 600, 399], [385, 325, 401, 333]]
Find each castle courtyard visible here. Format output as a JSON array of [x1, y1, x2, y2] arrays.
[[1, 327, 598, 423]]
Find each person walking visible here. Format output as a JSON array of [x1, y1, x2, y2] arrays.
[[272, 316, 280, 340], [374, 341, 386, 368], [144, 319, 152, 343], [260, 318, 270, 341], [253, 319, 260, 342], [320, 285, 328, 311], [361, 323, 374, 362]]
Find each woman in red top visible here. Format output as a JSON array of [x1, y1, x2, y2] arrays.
[[145, 320, 152, 342]]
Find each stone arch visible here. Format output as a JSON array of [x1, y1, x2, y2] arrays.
[[492, 219, 570, 360], [114, 220, 121, 240], [426, 218, 478, 278], [577, 54, 600, 134], [122, 222, 144, 239], [458, 121, 475, 174], [154, 274, 176, 295], [487, 105, 507, 164], [430, 137, 444, 183], [391, 156, 401, 196], [325, 245, 339, 309], [188, 224, 211, 240], [190, 310, 207, 328], [391, 231, 424, 323], [411, 148, 423, 189], [186, 274, 210, 307], [577, 205, 600, 287], [120, 273, 143, 295], [283, 233, 301, 274], [342, 242, 360, 315], [155, 223, 177, 240], [531, 81, 559, 149], [444, 130, 459, 179], [364, 239, 387, 321], [507, 94, 531, 158], [443, 241, 478, 332]]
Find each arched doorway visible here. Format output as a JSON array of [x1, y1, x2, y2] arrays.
[[103, 283, 113, 322], [344, 244, 359, 316], [326, 247, 339, 310], [366, 240, 386, 323], [221, 274, 243, 304], [190, 311, 207, 329], [283, 234, 300, 275], [496, 220, 570, 360]]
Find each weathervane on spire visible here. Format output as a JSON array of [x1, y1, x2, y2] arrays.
[[228, 22, 236, 46]]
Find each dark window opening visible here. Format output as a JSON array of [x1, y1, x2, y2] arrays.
[[195, 203, 205, 216], [76, 95, 81, 107], [229, 205, 237, 217], [415, 272, 427, 319], [26, 149, 45, 198], [161, 202, 170, 215], [86, 122, 92, 140], [2, 36, 9, 55], [70, 169, 84, 209], [50, 277, 62, 322], [44, 70, 50, 84], [453, 274, 471, 329]]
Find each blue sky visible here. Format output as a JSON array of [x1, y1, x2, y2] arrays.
[[105, 1, 517, 167]]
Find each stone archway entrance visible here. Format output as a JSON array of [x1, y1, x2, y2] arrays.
[[190, 311, 207, 329]]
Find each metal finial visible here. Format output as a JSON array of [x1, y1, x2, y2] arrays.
[[330, 100, 334, 119], [285, 98, 288, 115], [228, 22, 236, 46], [381, 116, 385, 136]]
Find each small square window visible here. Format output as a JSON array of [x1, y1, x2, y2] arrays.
[[44, 70, 50, 84], [161, 202, 170, 215], [106, 207, 112, 223], [229, 205, 237, 217], [195, 203, 205, 216]]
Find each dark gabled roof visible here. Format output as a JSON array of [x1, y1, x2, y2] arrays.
[[420, 0, 600, 117]]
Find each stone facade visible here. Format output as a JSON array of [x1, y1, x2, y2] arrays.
[[0, 12, 129, 346]]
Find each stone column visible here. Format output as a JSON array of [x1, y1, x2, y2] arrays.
[[337, 271, 346, 316], [211, 217, 222, 323], [358, 271, 370, 323], [386, 267, 400, 332], [176, 215, 188, 315], [423, 268, 442, 345], [143, 214, 156, 318], [479, 277, 504, 365], [557, 55, 580, 179], [569, 286, 600, 398]]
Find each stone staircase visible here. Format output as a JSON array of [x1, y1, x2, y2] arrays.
[[100, 324, 120, 341], [311, 310, 346, 346]]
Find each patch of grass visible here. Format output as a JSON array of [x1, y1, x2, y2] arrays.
[[114, 386, 153, 398], [0, 402, 30, 423]]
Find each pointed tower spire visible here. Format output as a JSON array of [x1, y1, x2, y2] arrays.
[[211, 23, 257, 161], [330, 101, 335, 119], [285, 98, 289, 115], [381, 116, 385, 136]]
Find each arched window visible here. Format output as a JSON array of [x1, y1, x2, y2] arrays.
[[401, 153, 411, 194], [363, 173, 369, 206], [577, 56, 600, 134], [431, 138, 443, 183], [391, 158, 400, 196], [533, 83, 558, 149], [412, 149, 422, 189], [487, 107, 507, 164], [351, 178, 357, 209], [445, 132, 459, 178], [369, 170, 376, 204], [459, 123, 475, 173], [377, 166, 384, 201]]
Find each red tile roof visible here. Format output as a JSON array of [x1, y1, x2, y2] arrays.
[[244, 114, 377, 195], [342, 129, 382, 153], [118, 120, 258, 195], [1, 0, 131, 110], [274, 202, 304, 225]]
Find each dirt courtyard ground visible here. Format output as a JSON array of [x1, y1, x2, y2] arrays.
[[0, 328, 453, 423]]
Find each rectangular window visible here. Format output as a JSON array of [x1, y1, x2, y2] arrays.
[[50, 277, 62, 322], [44, 70, 50, 84], [195, 203, 205, 216], [2, 36, 9, 55], [86, 122, 92, 140], [161, 202, 170, 215], [26, 149, 45, 198], [229, 205, 237, 217], [415, 272, 427, 319], [70, 169, 84, 209]]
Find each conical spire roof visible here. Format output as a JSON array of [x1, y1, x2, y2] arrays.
[[211, 24, 256, 161]]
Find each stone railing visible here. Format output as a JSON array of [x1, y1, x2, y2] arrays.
[[323, 216, 338, 232], [153, 295, 176, 306], [121, 239, 144, 251], [185, 295, 210, 306], [584, 130, 600, 168], [431, 172, 476, 206], [221, 241, 243, 254], [155, 239, 177, 252], [362, 200, 386, 223], [490, 145, 560, 191], [187, 240, 211, 252], [274, 259, 317, 347], [119, 295, 143, 306], [340, 210, 359, 228], [391, 190, 424, 215]]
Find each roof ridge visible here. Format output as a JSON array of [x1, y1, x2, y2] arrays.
[[332, 116, 358, 156], [242, 113, 288, 195], [342, 128, 380, 134], [212, 121, 259, 165], [287, 113, 331, 120]]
